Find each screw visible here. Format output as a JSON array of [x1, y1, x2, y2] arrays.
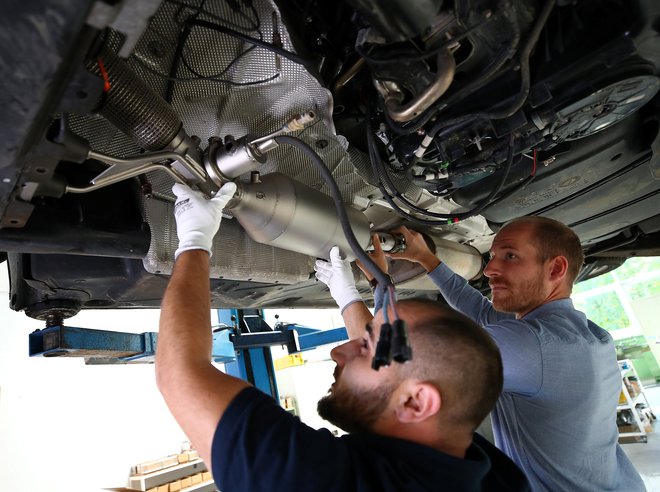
[[46, 313, 64, 328]]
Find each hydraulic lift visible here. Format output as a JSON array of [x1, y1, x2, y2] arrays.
[[28, 309, 348, 400]]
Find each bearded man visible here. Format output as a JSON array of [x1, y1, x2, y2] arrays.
[[316, 218, 646, 492], [155, 183, 530, 492]]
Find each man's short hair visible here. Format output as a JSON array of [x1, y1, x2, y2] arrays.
[[503, 216, 585, 285], [396, 299, 503, 432]]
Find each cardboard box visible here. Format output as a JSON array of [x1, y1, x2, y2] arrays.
[[191, 473, 203, 485], [180, 477, 192, 489], [134, 456, 179, 475], [169, 480, 182, 492], [202, 472, 212, 482]]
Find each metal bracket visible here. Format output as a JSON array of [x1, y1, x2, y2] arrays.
[[66, 148, 208, 195]]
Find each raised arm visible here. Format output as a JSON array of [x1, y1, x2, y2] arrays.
[[314, 246, 372, 339], [156, 182, 249, 465], [388, 226, 512, 325]]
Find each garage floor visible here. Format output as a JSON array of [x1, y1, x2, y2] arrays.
[[621, 384, 660, 492]]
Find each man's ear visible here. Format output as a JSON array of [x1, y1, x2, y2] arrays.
[[548, 255, 569, 282], [394, 381, 441, 424]]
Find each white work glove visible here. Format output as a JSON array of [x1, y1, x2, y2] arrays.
[[314, 246, 362, 313], [172, 181, 237, 259]]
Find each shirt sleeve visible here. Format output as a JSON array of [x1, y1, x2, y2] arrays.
[[211, 387, 352, 492], [485, 320, 543, 395], [427, 263, 515, 326], [373, 283, 385, 313]]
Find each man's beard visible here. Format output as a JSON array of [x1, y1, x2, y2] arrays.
[[317, 380, 397, 434], [491, 275, 546, 314]]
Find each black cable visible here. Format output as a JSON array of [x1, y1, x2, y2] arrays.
[[356, 18, 490, 66], [426, 0, 556, 139], [369, 115, 517, 222], [134, 11, 279, 86], [180, 0, 265, 80], [367, 110, 465, 222], [381, 1, 522, 136], [480, 172, 535, 211], [165, 24, 193, 103], [165, 0, 259, 31], [162, 1, 278, 96], [186, 18, 310, 68], [273, 135, 392, 289], [132, 56, 280, 85], [367, 122, 464, 226], [271, 136, 411, 369], [181, 44, 256, 78]]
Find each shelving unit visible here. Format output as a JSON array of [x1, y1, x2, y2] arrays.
[[617, 359, 652, 443], [128, 454, 217, 492]]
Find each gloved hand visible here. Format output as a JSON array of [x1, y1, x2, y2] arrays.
[[314, 246, 362, 313], [172, 181, 237, 259]]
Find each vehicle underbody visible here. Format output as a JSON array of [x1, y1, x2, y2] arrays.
[[2, 0, 660, 323]]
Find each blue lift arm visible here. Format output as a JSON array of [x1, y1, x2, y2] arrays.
[[29, 309, 348, 399]]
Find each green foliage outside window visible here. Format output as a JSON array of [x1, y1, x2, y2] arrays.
[[573, 272, 614, 293], [573, 257, 660, 327], [612, 257, 660, 281], [628, 277, 660, 300], [573, 291, 630, 330]]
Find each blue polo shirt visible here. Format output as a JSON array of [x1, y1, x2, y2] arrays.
[[211, 386, 530, 492], [424, 263, 645, 492]]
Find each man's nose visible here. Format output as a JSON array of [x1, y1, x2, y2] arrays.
[[483, 259, 498, 278], [330, 339, 361, 365]]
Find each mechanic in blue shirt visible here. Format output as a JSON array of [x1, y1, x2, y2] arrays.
[[155, 182, 530, 492], [316, 218, 645, 492]]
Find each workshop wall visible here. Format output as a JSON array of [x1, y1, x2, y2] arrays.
[[264, 308, 350, 433], [0, 266, 187, 492], [630, 294, 660, 381]]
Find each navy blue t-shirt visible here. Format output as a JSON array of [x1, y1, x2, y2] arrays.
[[211, 387, 530, 492]]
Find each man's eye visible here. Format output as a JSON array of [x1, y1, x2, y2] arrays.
[[506, 253, 517, 259]]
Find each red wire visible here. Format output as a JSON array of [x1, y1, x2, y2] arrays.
[[97, 57, 111, 92]]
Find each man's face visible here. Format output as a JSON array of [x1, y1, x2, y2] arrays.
[[483, 222, 551, 318], [317, 318, 400, 434]]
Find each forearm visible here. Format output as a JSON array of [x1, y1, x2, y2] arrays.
[[157, 250, 213, 372], [428, 263, 513, 325], [419, 253, 441, 273], [159, 182, 249, 465], [341, 301, 373, 339], [156, 250, 249, 463]]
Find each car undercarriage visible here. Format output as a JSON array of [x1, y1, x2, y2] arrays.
[[2, 0, 660, 323]]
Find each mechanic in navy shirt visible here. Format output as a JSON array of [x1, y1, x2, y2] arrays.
[[317, 218, 645, 492], [156, 182, 530, 492]]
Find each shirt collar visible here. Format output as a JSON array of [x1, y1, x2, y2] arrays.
[[522, 298, 574, 320]]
